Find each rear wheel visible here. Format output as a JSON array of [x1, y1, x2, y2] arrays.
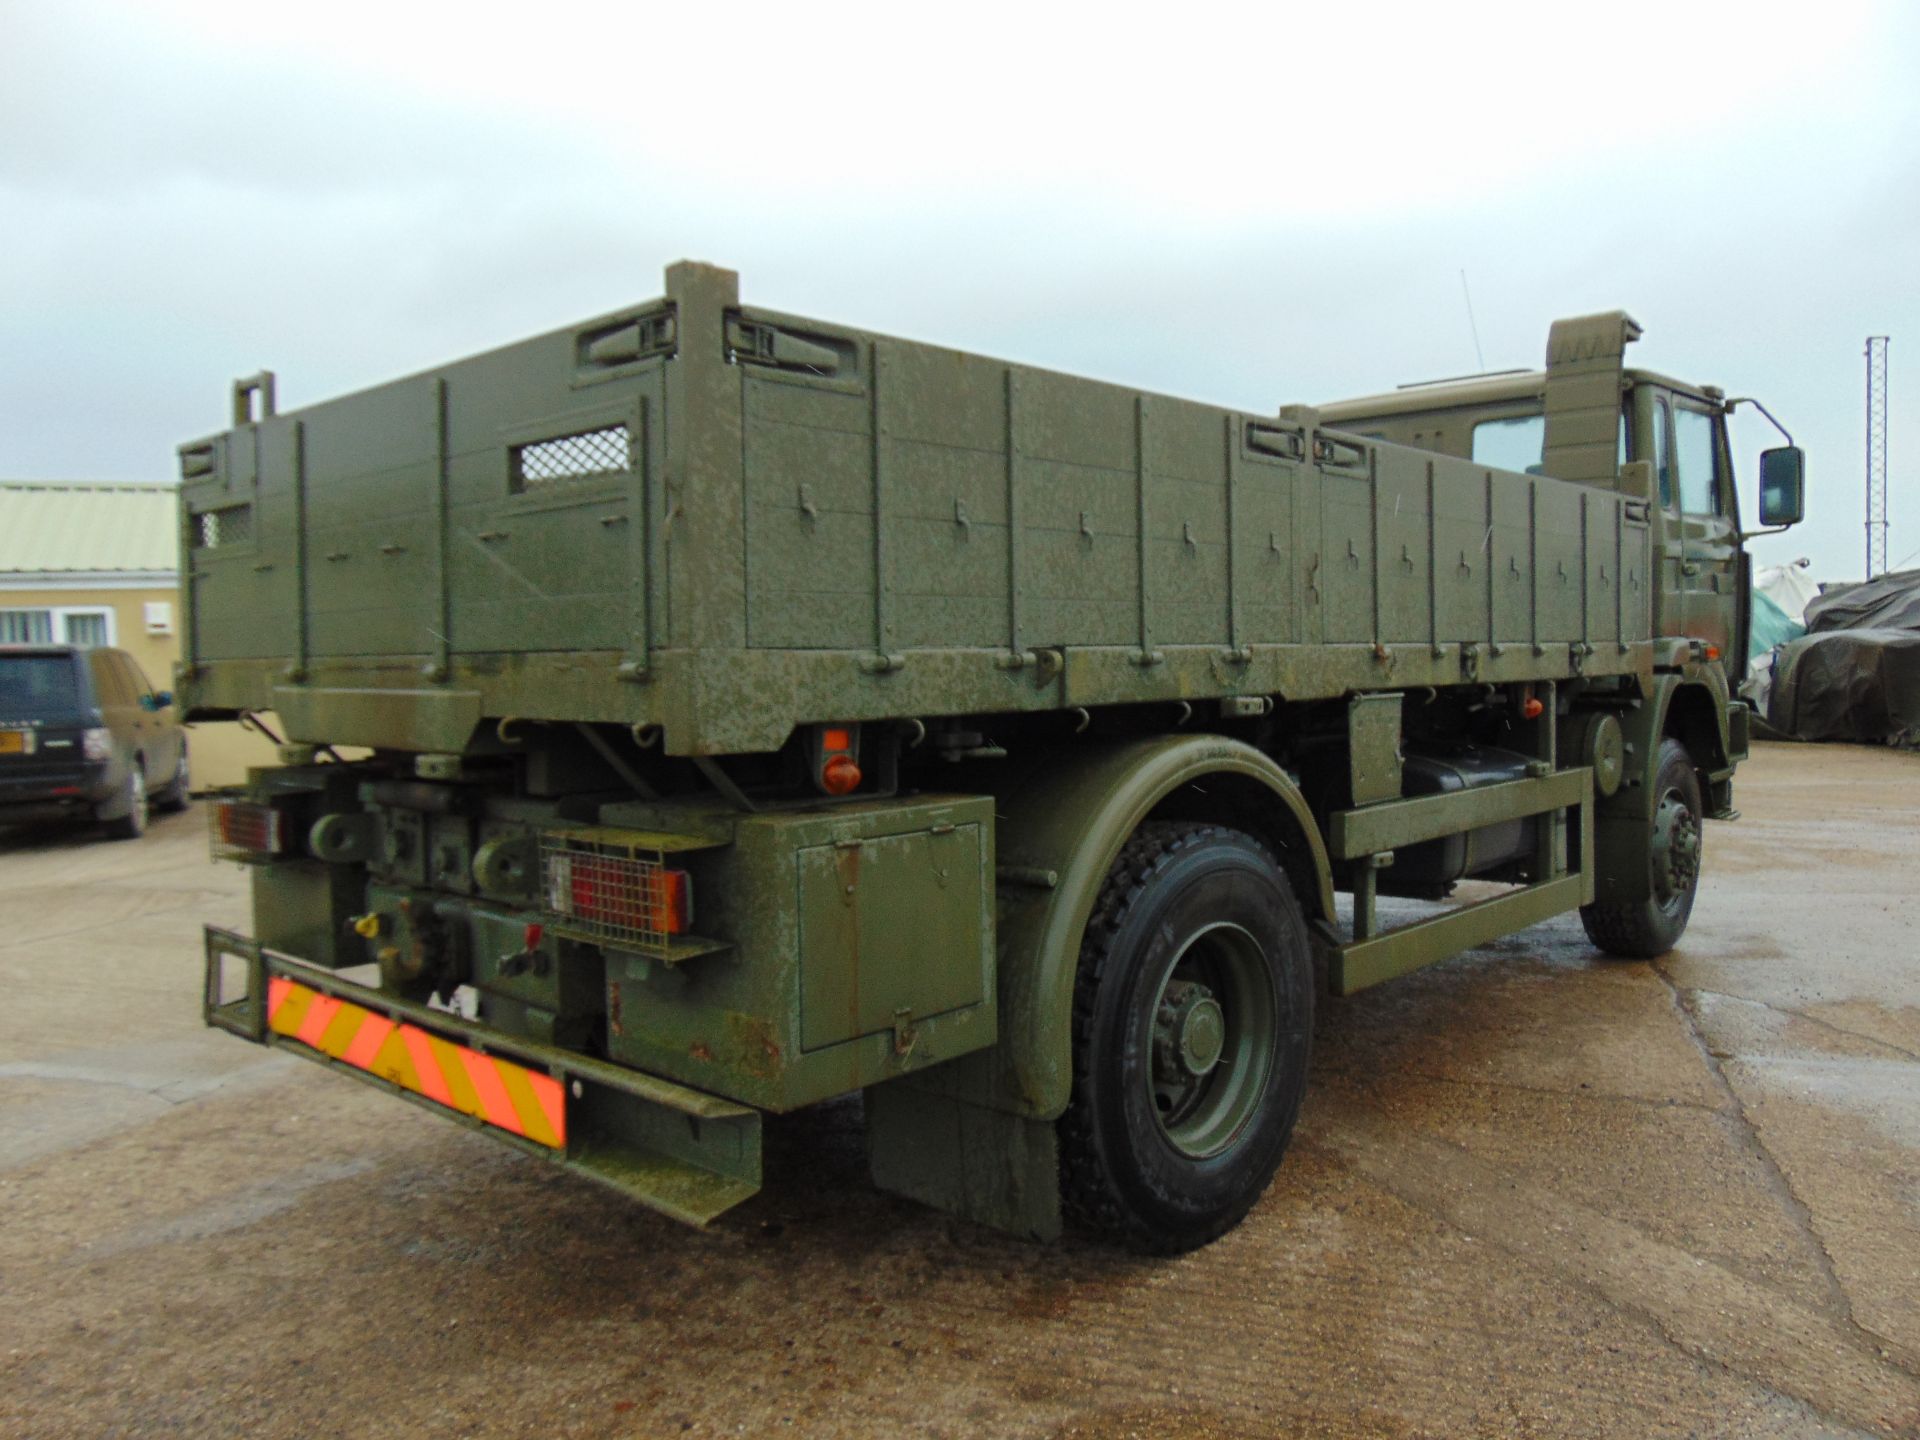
[[103, 764, 148, 841], [1580, 736, 1702, 958], [1060, 822, 1313, 1253], [156, 742, 191, 812]]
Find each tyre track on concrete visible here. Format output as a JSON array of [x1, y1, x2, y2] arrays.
[[1653, 961, 1907, 1362], [1320, 1094, 1920, 1437]]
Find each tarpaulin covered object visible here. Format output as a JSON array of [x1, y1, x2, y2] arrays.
[[1763, 570, 1920, 745], [1804, 568, 1920, 635], [1768, 629, 1920, 745]]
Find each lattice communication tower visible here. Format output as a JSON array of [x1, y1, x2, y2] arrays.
[[1866, 336, 1889, 578]]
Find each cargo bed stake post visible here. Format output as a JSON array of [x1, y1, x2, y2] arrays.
[[1528, 479, 1542, 656], [618, 397, 653, 682], [290, 420, 309, 681], [1133, 396, 1161, 666], [426, 377, 452, 682], [1615, 496, 1627, 652], [1225, 415, 1244, 660], [1427, 460, 1442, 658], [1484, 469, 1499, 657], [1369, 444, 1383, 654], [1003, 367, 1030, 668], [869, 340, 897, 672], [1579, 490, 1591, 650]]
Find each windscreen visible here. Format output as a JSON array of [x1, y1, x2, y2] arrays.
[[0, 655, 82, 713]]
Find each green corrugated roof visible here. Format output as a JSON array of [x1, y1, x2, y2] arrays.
[[0, 481, 178, 575]]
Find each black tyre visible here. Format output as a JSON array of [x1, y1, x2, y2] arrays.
[[156, 742, 191, 812], [102, 764, 148, 841], [1580, 737, 1702, 959], [1059, 821, 1313, 1253]]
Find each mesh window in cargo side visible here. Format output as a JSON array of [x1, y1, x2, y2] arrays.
[[510, 425, 632, 492]]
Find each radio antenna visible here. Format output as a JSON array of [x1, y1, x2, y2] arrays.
[[1459, 270, 1487, 372]]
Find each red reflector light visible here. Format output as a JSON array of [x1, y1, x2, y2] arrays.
[[820, 754, 862, 795], [209, 799, 285, 860], [822, 726, 852, 752], [548, 851, 691, 944]]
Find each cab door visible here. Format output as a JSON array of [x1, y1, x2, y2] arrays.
[[1642, 390, 1737, 658], [1668, 397, 1741, 662]]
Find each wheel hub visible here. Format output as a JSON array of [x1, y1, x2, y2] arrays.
[[1650, 791, 1701, 906], [1155, 980, 1225, 1082]]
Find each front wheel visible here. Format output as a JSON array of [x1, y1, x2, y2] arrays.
[[1580, 736, 1703, 958], [1059, 822, 1313, 1253]]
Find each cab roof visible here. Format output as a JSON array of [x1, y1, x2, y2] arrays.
[[1317, 366, 1723, 425]]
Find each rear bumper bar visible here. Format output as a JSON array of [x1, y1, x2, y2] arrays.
[[202, 925, 761, 1227]]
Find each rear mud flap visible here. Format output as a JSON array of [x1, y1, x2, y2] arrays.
[[203, 926, 761, 1227]]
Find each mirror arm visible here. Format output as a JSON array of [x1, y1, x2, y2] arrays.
[[1739, 524, 1797, 542], [1725, 396, 1795, 447]]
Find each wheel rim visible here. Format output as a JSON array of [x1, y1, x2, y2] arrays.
[[1649, 786, 1700, 913], [1146, 921, 1279, 1159]]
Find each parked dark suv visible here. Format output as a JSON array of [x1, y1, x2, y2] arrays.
[[0, 645, 189, 839]]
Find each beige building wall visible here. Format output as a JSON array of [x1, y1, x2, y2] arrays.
[[0, 583, 278, 790]]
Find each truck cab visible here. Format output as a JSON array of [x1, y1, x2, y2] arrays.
[[1319, 312, 1804, 690]]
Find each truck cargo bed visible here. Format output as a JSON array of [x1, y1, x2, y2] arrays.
[[179, 263, 1652, 754]]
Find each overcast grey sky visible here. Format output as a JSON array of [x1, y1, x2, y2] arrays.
[[3, 1, 1916, 581]]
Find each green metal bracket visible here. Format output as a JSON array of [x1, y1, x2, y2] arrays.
[[201, 926, 762, 1228], [1329, 768, 1588, 860], [1328, 768, 1595, 996]]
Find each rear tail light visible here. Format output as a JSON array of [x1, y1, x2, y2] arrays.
[[540, 834, 691, 952], [813, 723, 862, 796], [209, 798, 287, 862], [81, 726, 112, 761]]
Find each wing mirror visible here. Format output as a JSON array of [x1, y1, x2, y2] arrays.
[[1758, 446, 1805, 528], [141, 691, 174, 712]]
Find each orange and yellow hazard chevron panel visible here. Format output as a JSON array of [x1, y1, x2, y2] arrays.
[[267, 976, 566, 1149]]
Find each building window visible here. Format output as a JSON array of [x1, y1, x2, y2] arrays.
[[0, 606, 117, 647]]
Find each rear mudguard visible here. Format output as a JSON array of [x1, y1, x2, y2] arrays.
[[865, 734, 1333, 1238]]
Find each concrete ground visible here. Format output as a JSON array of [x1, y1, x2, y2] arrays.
[[1, 740, 1916, 1439]]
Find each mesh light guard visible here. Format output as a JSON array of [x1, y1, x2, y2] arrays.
[[208, 799, 284, 863], [538, 829, 685, 954]]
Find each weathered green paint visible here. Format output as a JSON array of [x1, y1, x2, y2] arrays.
[[179, 263, 1652, 757], [1347, 693, 1405, 806], [250, 859, 363, 970], [598, 793, 996, 1111], [1333, 872, 1589, 995], [1330, 768, 1589, 860], [864, 1083, 1064, 1242]]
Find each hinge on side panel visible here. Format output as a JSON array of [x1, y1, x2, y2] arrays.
[[579, 311, 678, 368], [1244, 422, 1306, 460], [724, 316, 845, 376]]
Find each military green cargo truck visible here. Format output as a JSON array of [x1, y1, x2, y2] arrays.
[[186, 265, 1805, 1251]]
